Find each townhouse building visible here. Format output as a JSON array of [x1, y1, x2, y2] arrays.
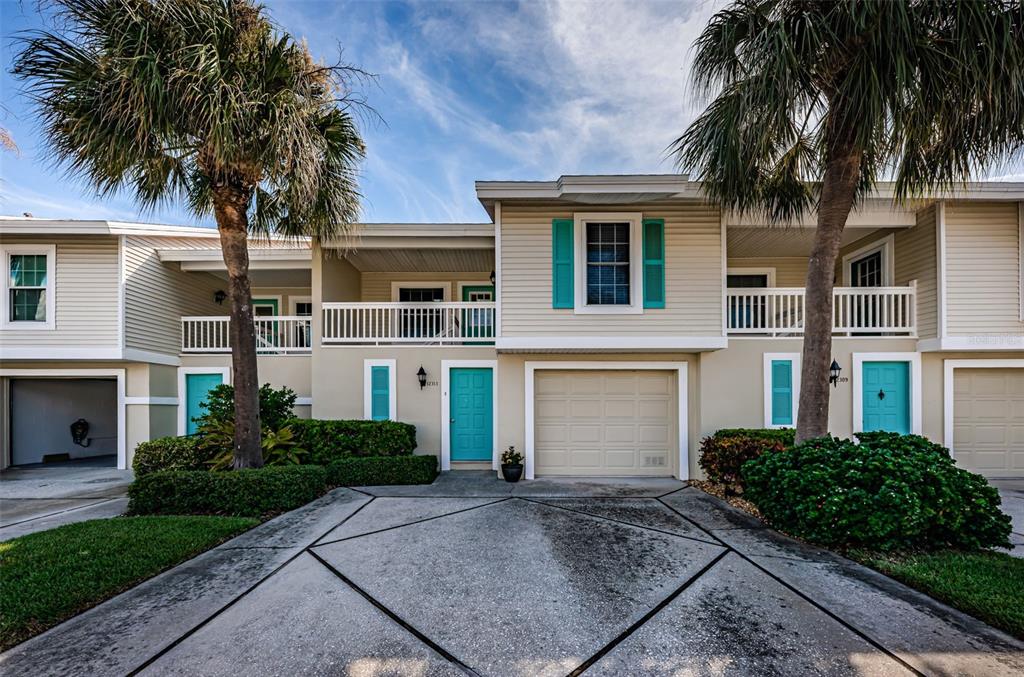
[[1, 176, 1022, 480]]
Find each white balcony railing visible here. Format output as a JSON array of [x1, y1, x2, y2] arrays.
[[726, 285, 916, 336], [181, 316, 312, 353], [322, 302, 496, 345]]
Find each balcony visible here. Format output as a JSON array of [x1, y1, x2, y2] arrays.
[[322, 302, 496, 346], [181, 316, 312, 354], [726, 285, 917, 336]]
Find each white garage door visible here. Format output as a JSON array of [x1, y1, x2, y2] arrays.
[[535, 370, 676, 476], [953, 368, 1024, 478]]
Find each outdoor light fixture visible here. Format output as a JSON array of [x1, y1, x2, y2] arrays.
[[829, 359, 842, 388], [417, 366, 427, 390], [489, 270, 496, 285], [213, 290, 227, 305]]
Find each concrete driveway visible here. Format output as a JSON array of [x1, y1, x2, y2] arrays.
[[2, 472, 1022, 676], [0, 462, 132, 541], [991, 479, 1024, 558]]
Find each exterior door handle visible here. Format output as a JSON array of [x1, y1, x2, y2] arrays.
[[878, 389, 886, 400], [450, 418, 456, 423]]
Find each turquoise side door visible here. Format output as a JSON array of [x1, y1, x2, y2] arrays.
[[861, 361, 910, 434], [450, 367, 493, 461], [185, 373, 224, 435]]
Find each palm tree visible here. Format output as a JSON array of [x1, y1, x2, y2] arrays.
[[13, 0, 366, 467], [674, 0, 1024, 443]]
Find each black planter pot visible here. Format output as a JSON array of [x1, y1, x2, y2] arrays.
[[501, 463, 524, 483]]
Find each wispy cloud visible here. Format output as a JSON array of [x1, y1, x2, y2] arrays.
[[0, 181, 140, 221]]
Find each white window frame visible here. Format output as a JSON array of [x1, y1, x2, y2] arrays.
[[440, 359, 498, 471], [727, 267, 777, 288], [852, 352, 922, 435], [177, 367, 231, 436], [842, 234, 895, 287], [1, 244, 56, 330], [289, 295, 313, 316], [390, 282, 451, 302], [763, 352, 800, 429], [573, 212, 643, 315], [363, 359, 397, 421], [524, 361, 688, 481]]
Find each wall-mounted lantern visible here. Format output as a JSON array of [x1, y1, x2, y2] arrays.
[[829, 359, 842, 388], [416, 366, 427, 390], [213, 290, 227, 305], [489, 270, 496, 285]]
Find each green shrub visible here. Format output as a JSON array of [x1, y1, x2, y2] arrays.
[[132, 436, 210, 477], [290, 419, 417, 464], [699, 428, 794, 493], [326, 455, 437, 486], [195, 383, 298, 431], [202, 422, 308, 471], [742, 433, 1012, 552], [127, 465, 327, 517]]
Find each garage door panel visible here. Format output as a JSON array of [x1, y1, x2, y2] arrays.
[[953, 368, 1024, 478], [535, 370, 676, 477]]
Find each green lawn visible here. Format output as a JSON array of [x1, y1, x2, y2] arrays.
[[851, 549, 1024, 640], [0, 515, 257, 651]]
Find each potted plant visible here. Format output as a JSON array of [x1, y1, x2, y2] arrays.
[[500, 445, 524, 483]]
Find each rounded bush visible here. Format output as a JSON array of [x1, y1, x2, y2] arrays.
[[289, 419, 417, 464], [742, 432, 1012, 552], [699, 428, 794, 493], [132, 436, 210, 477]]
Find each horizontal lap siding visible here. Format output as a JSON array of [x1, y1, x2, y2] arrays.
[[360, 272, 493, 302], [1, 236, 120, 347], [500, 201, 722, 336], [895, 206, 937, 339], [945, 201, 1023, 336], [727, 257, 807, 287], [124, 236, 225, 355]]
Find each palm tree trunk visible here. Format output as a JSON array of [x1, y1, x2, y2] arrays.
[[795, 138, 863, 444], [212, 187, 263, 468]]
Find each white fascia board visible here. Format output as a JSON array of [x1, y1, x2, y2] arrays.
[[496, 336, 728, 351], [158, 248, 311, 263], [918, 336, 1024, 352]]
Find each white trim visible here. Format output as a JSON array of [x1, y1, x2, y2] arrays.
[[763, 352, 801, 429], [0, 368, 126, 469], [124, 396, 178, 406], [0, 346, 123, 360], [573, 212, 644, 315], [251, 295, 283, 315], [727, 267, 777, 287], [942, 359, 1024, 456], [918, 335, 1024, 351], [295, 397, 313, 406], [363, 359, 397, 421], [852, 352, 922, 435], [494, 201, 502, 338], [842, 234, 895, 287], [720, 209, 727, 336], [177, 367, 231, 435], [123, 348, 181, 365], [289, 295, 313, 316], [390, 281, 451, 302], [1, 244, 56, 330], [440, 359, 498, 472], [937, 201, 948, 338], [456, 281, 495, 300], [1018, 201, 1023, 322], [523, 361, 688, 481], [117, 235, 126, 352], [495, 336, 727, 351]]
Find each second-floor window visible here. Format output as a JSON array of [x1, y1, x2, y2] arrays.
[[585, 222, 631, 305], [2, 245, 55, 330]]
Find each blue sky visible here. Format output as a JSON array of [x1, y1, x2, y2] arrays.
[[1, 1, 1020, 226]]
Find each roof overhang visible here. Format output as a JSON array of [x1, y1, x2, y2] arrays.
[[0, 217, 223, 237], [324, 223, 494, 250], [475, 175, 704, 216], [158, 247, 311, 271]]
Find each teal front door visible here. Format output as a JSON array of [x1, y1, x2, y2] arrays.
[[861, 361, 910, 434], [185, 373, 223, 434], [450, 367, 493, 461]]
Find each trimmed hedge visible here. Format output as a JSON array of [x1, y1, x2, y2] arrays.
[[698, 428, 794, 493], [290, 419, 417, 465], [326, 455, 437, 487], [132, 436, 210, 477], [128, 465, 327, 517], [742, 432, 1012, 552]]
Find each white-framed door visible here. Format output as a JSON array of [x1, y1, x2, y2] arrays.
[[440, 359, 498, 472]]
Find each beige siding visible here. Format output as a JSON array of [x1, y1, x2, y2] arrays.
[[0, 236, 120, 349], [124, 236, 225, 355], [945, 201, 1023, 336], [361, 272, 492, 302], [895, 206, 937, 339], [727, 258, 807, 287], [500, 201, 722, 336]]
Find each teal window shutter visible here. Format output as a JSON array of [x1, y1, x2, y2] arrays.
[[552, 218, 574, 308], [771, 360, 793, 426], [642, 218, 665, 308], [371, 366, 390, 420]]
